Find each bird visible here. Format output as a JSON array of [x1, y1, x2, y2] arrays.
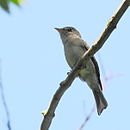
[[55, 26, 108, 115]]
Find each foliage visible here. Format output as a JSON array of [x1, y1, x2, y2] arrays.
[[0, 0, 22, 13]]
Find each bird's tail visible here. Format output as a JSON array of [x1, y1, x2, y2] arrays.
[[92, 89, 108, 115]]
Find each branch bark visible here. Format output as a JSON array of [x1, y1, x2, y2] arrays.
[[40, 1, 130, 130]]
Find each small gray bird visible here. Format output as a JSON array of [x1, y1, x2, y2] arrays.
[[55, 26, 108, 115]]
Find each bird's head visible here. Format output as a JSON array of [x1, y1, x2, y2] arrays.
[[55, 26, 81, 43]]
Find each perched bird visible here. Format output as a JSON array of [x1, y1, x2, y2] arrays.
[[55, 26, 108, 115]]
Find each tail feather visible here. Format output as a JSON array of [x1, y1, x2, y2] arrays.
[[93, 89, 108, 115]]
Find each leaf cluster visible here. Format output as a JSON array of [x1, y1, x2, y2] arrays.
[[0, 0, 22, 13]]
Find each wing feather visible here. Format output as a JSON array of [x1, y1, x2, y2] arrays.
[[78, 39, 103, 90]]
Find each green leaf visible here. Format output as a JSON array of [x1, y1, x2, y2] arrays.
[[0, 0, 22, 12], [0, 0, 10, 13], [8, 0, 20, 6]]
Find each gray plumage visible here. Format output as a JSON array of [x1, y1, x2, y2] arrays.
[[55, 26, 108, 115]]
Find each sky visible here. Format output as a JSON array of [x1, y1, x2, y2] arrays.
[[0, 0, 130, 130]]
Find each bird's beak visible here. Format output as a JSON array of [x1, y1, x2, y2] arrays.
[[55, 28, 63, 33]]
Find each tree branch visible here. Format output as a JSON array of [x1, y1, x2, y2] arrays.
[[0, 60, 12, 130], [40, 1, 130, 130]]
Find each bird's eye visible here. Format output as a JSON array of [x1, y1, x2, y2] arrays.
[[67, 28, 72, 32]]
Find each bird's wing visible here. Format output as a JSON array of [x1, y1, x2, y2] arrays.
[[78, 39, 103, 90], [91, 56, 103, 90]]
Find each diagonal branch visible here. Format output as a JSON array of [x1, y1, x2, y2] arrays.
[[0, 60, 12, 130], [40, 1, 130, 130], [78, 105, 95, 130]]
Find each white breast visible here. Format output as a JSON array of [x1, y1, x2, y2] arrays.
[[64, 40, 84, 68]]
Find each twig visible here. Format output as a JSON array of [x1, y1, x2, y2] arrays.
[[0, 60, 12, 130], [40, 1, 130, 130], [78, 105, 95, 130]]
